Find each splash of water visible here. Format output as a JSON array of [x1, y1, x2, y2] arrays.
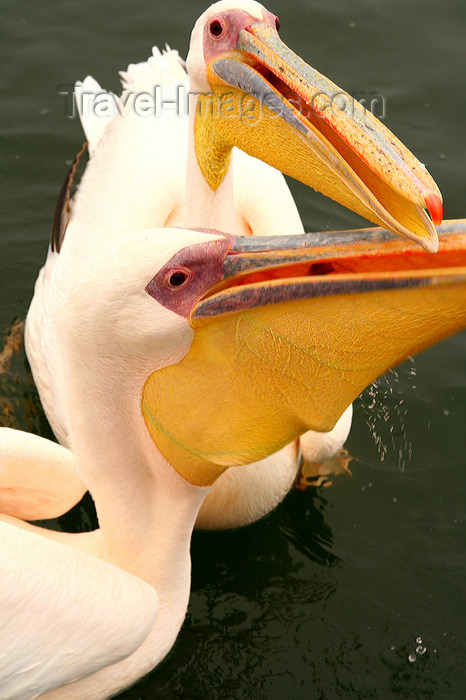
[[360, 357, 417, 471]]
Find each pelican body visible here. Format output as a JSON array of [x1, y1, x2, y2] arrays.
[[1, 221, 466, 697], [22, 0, 454, 530]]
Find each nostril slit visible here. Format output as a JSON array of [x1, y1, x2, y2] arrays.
[[308, 262, 335, 276]]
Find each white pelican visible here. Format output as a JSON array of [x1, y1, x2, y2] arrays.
[[2, 222, 466, 696], [24, 0, 448, 528]]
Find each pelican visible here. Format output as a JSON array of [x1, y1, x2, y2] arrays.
[[1, 222, 466, 697], [24, 0, 448, 528]]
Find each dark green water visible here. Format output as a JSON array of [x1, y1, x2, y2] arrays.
[[1, 0, 465, 697]]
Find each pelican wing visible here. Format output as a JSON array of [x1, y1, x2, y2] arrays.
[[75, 47, 188, 157], [0, 522, 159, 699], [74, 76, 113, 156], [0, 429, 85, 520]]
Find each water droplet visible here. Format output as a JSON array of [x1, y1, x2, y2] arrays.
[[408, 653, 416, 663], [416, 636, 422, 644]]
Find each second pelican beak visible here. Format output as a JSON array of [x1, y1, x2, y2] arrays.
[[143, 224, 466, 486], [202, 21, 442, 252]]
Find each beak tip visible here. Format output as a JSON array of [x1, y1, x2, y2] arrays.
[[424, 190, 443, 227], [422, 235, 439, 254]]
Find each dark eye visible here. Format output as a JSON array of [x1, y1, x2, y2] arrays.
[[169, 271, 188, 287], [209, 19, 224, 37], [275, 17, 280, 32]]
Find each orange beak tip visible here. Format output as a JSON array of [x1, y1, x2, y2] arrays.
[[424, 190, 443, 227]]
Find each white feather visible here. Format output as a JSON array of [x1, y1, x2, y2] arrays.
[[0, 522, 158, 700], [74, 76, 114, 155]]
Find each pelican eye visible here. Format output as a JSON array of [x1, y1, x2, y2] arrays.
[[275, 17, 280, 32], [168, 270, 188, 287], [209, 19, 224, 37]]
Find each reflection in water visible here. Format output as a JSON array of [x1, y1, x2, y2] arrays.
[[0, 321, 52, 438], [0, 319, 23, 375], [279, 488, 338, 568]]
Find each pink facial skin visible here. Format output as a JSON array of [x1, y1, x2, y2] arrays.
[[202, 8, 279, 66], [145, 234, 234, 318]]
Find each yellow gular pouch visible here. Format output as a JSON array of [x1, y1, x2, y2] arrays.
[[142, 275, 466, 487]]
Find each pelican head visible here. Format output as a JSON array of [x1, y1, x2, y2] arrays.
[[69, 225, 464, 489], [186, 0, 442, 252]]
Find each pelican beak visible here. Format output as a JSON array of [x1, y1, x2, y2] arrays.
[[142, 223, 466, 487], [202, 22, 442, 252]]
